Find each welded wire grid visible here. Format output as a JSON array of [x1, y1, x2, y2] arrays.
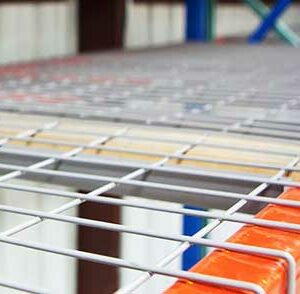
[[0, 44, 299, 293]]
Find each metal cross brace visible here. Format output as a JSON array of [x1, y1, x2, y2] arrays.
[[248, 0, 300, 46]]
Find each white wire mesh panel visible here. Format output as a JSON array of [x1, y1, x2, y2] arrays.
[[0, 44, 299, 293]]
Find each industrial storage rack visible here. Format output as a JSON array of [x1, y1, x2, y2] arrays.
[[0, 44, 299, 293]]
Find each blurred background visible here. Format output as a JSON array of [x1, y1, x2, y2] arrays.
[[0, 0, 299, 65]]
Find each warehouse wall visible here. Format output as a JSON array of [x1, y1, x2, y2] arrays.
[[0, 1, 299, 64], [0, 0, 77, 64], [125, 1, 185, 49], [0, 0, 184, 62], [217, 5, 259, 38]]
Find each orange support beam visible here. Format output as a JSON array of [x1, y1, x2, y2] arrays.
[[165, 188, 300, 294]]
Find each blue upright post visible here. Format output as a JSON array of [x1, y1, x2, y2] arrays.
[[249, 0, 292, 43], [182, 205, 206, 270], [186, 0, 209, 41], [183, 0, 209, 271]]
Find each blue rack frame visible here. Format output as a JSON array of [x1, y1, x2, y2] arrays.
[[249, 0, 293, 43], [182, 205, 206, 270], [185, 0, 299, 45], [186, 0, 210, 41]]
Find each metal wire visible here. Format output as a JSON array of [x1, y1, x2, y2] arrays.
[[3, 135, 300, 172], [118, 156, 300, 293], [0, 44, 299, 293]]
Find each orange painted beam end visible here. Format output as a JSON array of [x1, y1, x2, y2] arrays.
[[165, 188, 300, 294]]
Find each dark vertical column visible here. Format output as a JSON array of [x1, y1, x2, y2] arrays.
[[78, 0, 125, 53], [77, 196, 120, 294], [77, 2, 124, 292]]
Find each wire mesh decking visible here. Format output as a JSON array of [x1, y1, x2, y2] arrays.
[[0, 44, 299, 293]]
